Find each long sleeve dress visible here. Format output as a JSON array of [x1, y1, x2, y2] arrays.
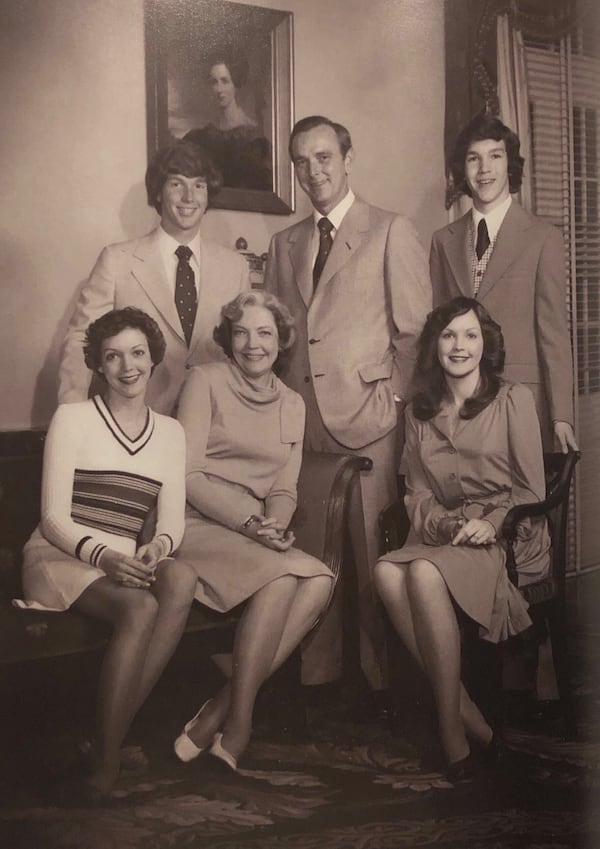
[[378, 382, 551, 643], [15, 396, 186, 611], [176, 361, 333, 612]]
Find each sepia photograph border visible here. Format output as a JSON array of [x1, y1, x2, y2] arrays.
[[144, 0, 295, 215]]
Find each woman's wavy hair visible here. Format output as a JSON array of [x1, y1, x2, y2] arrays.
[[411, 297, 505, 421], [84, 307, 166, 380], [207, 54, 250, 89], [214, 290, 296, 374], [449, 112, 524, 197], [145, 139, 223, 213]]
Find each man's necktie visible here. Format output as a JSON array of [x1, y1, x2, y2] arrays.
[[476, 218, 491, 261], [313, 217, 334, 290], [175, 245, 197, 347]]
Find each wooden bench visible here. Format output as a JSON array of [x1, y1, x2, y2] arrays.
[[0, 429, 370, 669]]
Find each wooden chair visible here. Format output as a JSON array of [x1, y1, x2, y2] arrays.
[[501, 449, 581, 736], [379, 449, 581, 738]]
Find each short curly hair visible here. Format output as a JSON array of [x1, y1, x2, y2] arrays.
[[84, 307, 166, 379], [145, 139, 223, 214], [213, 291, 296, 370], [411, 296, 505, 421], [449, 113, 524, 198]]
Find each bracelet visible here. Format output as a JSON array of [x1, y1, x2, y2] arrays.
[[241, 514, 262, 529]]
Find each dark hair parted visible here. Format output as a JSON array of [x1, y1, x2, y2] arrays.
[[449, 113, 524, 197], [289, 115, 353, 160], [412, 297, 505, 422], [145, 139, 223, 214], [84, 307, 166, 379], [213, 291, 296, 372], [207, 54, 249, 89]]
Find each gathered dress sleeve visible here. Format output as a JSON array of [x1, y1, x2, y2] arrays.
[[41, 405, 109, 566], [478, 383, 547, 534], [153, 418, 187, 556], [403, 409, 467, 545], [177, 367, 262, 530]]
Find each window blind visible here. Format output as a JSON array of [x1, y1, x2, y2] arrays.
[[525, 21, 600, 572]]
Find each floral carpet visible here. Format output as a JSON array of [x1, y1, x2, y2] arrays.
[[1, 685, 599, 849]]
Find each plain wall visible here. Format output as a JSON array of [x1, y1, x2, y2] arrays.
[[0, 0, 446, 429]]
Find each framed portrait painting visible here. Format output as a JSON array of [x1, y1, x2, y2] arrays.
[[144, 0, 295, 214]]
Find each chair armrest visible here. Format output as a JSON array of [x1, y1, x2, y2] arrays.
[[293, 451, 371, 584], [501, 450, 581, 542], [500, 450, 580, 587], [379, 500, 411, 555]]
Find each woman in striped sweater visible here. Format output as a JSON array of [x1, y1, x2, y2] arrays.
[[17, 308, 196, 800]]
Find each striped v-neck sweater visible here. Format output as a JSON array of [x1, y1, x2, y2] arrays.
[[40, 396, 186, 565]]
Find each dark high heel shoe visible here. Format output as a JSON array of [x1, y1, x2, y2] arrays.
[[446, 752, 475, 784], [476, 731, 505, 767]]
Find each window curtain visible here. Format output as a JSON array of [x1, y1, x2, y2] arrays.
[[496, 10, 533, 210], [443, 0, 578, 212]]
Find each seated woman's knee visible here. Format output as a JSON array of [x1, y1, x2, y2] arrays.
[[407, 557, 445, 592], [155, 558, 197, 605], [116, 587, 160, 627]]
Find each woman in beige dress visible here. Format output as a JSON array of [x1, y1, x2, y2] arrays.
[[375, 296, 550, 783], [173, 290, 333, 770]]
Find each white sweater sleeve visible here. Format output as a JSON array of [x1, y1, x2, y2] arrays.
[[152, 418, 187, 555], [40, 405, 109, 567]]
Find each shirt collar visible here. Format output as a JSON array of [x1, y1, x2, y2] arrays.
[[158, 226, 202, 263], [312, 189, 355, 233], [472, 195, 512, 242]]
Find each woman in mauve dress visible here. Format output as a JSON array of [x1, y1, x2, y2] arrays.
[[375, 296, 550, 783]]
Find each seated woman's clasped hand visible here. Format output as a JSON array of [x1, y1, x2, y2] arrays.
[[241, 515, 296, 551]]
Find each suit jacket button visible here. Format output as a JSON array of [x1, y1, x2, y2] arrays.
[[304, 376, 310, 383]]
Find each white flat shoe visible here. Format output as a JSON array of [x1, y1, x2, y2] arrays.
[[209, 732, 238, 772], [173, 700, 211, 762]]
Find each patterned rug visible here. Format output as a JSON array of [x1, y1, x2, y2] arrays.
[[1, 689, 599, 849]]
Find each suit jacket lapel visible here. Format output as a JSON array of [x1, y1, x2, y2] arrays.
[[132, 231, 185, 342], [314, 198, 367, 295], [442, 213, 472, 297], [478, 202, 536, 299], [289, 217, 315, 309]]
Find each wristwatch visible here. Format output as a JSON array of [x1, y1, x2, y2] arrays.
[[242, 515, 262, 529]]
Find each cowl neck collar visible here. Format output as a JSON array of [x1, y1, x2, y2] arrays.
[[226, 360, 280, 405]]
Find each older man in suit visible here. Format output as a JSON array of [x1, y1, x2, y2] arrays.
[[430, 114, 577, 452], [58, 140, 249, 415], [264, 116, 431, 696]]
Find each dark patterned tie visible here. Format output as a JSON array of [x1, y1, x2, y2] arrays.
[[175, 245, 197, 347], [313, 217, 334, 290], [476, 218, 491, 261]]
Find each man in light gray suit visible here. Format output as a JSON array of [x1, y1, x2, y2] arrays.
[[58, 140, 249, 415], [264, 116, 431, 697]]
